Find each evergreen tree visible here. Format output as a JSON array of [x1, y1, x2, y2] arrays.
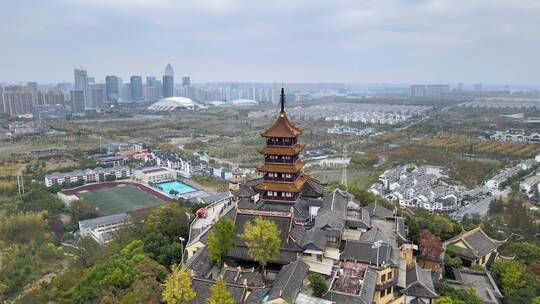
[[207, 278, 234, 304], [240, 218, 281, 268], [307, 273, 328, 297], [162, 265, 196, 304]]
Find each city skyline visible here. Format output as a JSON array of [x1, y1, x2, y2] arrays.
[[2, 0, 540, 85]]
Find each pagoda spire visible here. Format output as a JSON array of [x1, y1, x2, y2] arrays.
[[280, 87, 285, 114]]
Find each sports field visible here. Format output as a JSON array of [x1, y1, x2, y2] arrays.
[[79, 184, 166, 215]]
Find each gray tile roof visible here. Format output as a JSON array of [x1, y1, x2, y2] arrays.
[[445, 227, 504, 259], [191, 278, 248, 304], [267, 259, 309, 302], [233, 184, 257, 198], [358, 267, 378, 304], [341, 240, 395, 266], [185, 247, 214, 278], [300, 228, 327, 251], [452, 268, 503, 304], [201, 192, 230, 204], [364, 201, 394, 219], [405, 263, 438, 298], [79, 213, 130, 230]]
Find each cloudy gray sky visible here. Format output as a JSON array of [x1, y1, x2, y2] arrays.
[[1, 0, 539, 84]]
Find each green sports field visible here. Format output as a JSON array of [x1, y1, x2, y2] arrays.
[[79, 185, 165, 215]]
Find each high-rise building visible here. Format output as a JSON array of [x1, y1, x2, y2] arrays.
[[410, 85, 426, 97], [121, 83, 131, 100], [37, 91, 65, 106], [0, 86, 4, 114], [74, 68, 93, 109], [182, 76, 190, 87], [1, 90, 34, 116], [91, 84, 106, 109], [457, 82, 464, 91], [70, 90, 86, 116], [163, 64, 174, 98], [426, 84, 450, 96], [105, 76, 120, 103], [474, 84, 483, 91], [130, 76, 143, 100], [145, 76, 159, 101]]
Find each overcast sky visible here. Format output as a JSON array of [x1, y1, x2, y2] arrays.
[[1, 0, 539, 85]]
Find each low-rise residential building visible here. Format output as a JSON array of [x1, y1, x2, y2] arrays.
[[371, 164, 462, 214], [45, 166, 131, 187], [152, 150, 194, 178], [484, 167, 520, 190], [520, 175, 540, 195], [133, 167, 176, 184], [79, 213, 130, 245], [490, 130, 540, 143], [327, 124, 374, 136]]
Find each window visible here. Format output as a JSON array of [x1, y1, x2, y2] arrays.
[[387, 271, 392, 280], [380, 289, 386, 297], [285, 192, 293, 197], [381, 274, 386, 282], [267, 191, 273, 196]]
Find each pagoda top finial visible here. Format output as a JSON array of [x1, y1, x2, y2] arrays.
[[280, 87, 285, 115]]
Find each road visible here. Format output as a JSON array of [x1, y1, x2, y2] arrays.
[[452, 195, 492, 221]]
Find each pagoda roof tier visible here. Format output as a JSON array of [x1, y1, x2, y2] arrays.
[[255, 175, 309, 192], [258, 144, 305, 156], [257, 161, 305, 174], [260, 113, 303, 138]]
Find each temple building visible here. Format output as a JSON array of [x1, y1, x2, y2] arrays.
[[256, 90, 307, 202], [184, 88, 413, 304], [443, 226, 505, 268]]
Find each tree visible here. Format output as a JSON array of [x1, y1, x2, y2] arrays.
[[207, 278, 234, 304], [307, 273, 327, 297], [0, 211, 48, 243], [240, 218, 281, 268], [143, 232, 183, 266], [491, 260, 526, 296], [505, 242, 540, 265], [419, 229, 443, 258], [145, 203, 191, 241], [433, 296, 463, 304], [162, 265, 196, 304], [441, 286, 482, 304], [208, 218, 234, 268], [443, 252, 462, 276]]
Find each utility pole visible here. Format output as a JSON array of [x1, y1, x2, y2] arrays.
[[372, 240, 382, 267]]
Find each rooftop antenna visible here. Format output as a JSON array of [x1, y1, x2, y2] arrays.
[[280, 86, 285, 115]]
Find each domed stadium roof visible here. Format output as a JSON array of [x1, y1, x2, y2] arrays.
[[228, 99, 258, 106], [148, 97, 194, 111]]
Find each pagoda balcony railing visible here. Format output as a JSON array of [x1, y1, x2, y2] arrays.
[[264, 156, 299, 164], [262, 193, 298, 202], [266, 138, 297, 146], [263, 176, 296, 183]]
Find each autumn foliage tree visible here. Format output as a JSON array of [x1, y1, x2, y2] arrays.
[[419, 229, 443, 258], [240, 218, 281, 269], [208, 278, 234, 304], [162, 265, 196, 304]]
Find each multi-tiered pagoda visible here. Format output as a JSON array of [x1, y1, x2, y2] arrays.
[[256, 88, 308, 203]]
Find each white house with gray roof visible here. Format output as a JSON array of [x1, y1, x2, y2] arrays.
[[45, 166, 131, 187], [79, 213, 130, 245]]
